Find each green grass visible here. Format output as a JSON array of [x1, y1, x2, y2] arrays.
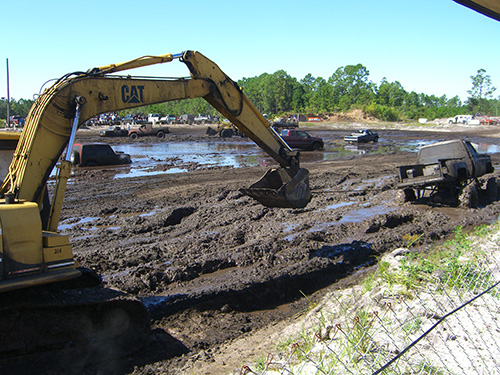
[[256, 221, 500, 374]]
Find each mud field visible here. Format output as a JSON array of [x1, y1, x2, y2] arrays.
[[48, 124, 500, 373]]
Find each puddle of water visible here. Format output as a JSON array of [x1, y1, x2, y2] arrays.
[[475, 143, 500, 154], [109, 141, 274, 179], [325, 201, 356, 210], [115, 167, 188, 179], [307, 204, 396, 233], [141, 295, 180, 308], [60, 137, 500, 181], [58, 216, 99, 231], [338, 204, 396, 224]]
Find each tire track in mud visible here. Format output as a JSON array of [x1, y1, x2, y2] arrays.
[[57, 127, 500, 374]]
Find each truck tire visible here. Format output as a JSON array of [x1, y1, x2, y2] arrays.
[[486, 177, 499, 201], [459, 183, 479, 208], [403, 188, 416, 202], [220, 128, 233, 138], [156, 131, 165, 139], [129, 133, 139, 140], [311, 142, 322, 151], [70, 151, 80, 166]]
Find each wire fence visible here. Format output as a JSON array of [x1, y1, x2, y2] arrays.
[[240, 224, 500, 375]]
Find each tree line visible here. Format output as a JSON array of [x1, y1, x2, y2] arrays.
[[1, 67, 497, 122]]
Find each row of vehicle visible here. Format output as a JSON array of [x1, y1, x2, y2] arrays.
[[446, 114, 499, 125], [4, 115, 25, 128], [123, 113, 219, 125], [278, 128, 378, 151], [90, 126, 380, 169]]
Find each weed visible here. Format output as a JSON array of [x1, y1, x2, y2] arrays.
[[253, 354, 267, 371], [402, 316, 422, 335], [378, 260, 400, 286], [339, 309, 378, 365], [402, 233, 424, 248]]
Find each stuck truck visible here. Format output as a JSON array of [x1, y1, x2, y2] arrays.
[[344, 129, 379, 143], [397, 139, 496, 207], [128, 123, 170, 139]]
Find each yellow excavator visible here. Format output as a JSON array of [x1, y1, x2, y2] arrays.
[[1, 0, 496, 366], [0, 51, 311, 364]]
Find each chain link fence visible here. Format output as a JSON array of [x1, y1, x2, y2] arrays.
[[241, 224, 500, 375]]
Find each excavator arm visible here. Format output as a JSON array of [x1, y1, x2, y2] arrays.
[[0, 51, 310, 293], [1, 51, 310, 209]]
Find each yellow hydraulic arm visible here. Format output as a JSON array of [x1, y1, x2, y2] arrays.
[[1, 51, 310, 210]]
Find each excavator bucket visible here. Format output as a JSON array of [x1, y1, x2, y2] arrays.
[[240, 167, 311, 208]]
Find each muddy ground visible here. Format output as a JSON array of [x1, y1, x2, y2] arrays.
[[52, 124, 500, 374]]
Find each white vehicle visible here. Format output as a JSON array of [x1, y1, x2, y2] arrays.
[[147, 113, 160, 124], [447, 115, 473, 124]]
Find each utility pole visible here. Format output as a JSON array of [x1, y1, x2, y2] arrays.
[[6, 58, 10, 127]]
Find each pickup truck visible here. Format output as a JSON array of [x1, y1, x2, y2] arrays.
[[279, 129, 324, 151], [99, 126, 128, 137], [344, 129, 379, 143], [128, 123, 170, 139], [70, 143, 131, 167], [397, 139, 495, 207], [193, 114, 215, 124]]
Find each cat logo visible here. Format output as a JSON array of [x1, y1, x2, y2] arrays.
[[121, 85, 145, 104]]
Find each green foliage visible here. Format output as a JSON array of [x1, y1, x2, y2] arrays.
[[3, 66, 498, 122], [386, 226, 494, 292], [0, 98, 34, 119], [365, 103, 401, 121]]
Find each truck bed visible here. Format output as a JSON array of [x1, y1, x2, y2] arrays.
[[397, 163, 445, 188]]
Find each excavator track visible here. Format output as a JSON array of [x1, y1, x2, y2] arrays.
[[0, 272, 150, 373]]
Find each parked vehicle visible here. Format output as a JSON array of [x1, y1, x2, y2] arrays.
[[7, 116, 24, 128], [121, 114, 147, 125], [344, 129, 379, 143], [128, 123, 170, 139], [99, 126, 128, 137], [397, 139, 495, 207], [279, 129, 324, 150], [272, 115, 300, 129], [178, 114, 195, 124], [159, 114, 177, 124], [194, 114, 215, 124], [272, 120, 299, 129], [70, 143, 131, 167], [147, 113, 161, 124], [479, 117, 498, 125], [447, 115, 473, 124]]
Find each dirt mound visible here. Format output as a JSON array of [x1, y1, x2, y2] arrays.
[[309, 109, 377, 123]]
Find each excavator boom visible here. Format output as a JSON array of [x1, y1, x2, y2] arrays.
[[1, 51, 310, 209], [0, 51, 311, 367]]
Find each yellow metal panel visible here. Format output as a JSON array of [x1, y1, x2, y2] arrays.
[[42, 231, 70, 247], [0, 201, 43, 275], [42, 244, 73, 265], [0, 268, 81, 292]]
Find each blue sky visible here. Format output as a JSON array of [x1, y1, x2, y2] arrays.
[[2, 0, 499, 102]]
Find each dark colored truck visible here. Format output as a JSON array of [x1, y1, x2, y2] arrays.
[[70, 143, 131, 167], [279, 129, 324, 151], [99, 126, 128, 137], [397, 139, 495, 207]]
